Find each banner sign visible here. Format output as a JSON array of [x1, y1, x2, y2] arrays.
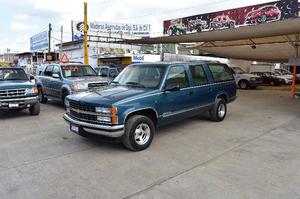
[[72, 21, 151, 41], [163, 0, 299, 35], [30, 31, 48, 52]]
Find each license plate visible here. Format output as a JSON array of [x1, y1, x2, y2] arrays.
[[9, 103, 19, 108], [70, 124, 79, 134]]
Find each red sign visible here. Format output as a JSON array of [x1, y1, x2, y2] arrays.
[[60, 53, 69, 63]]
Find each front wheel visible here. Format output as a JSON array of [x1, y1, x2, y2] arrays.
[[238, 80, 249, 89], [29, 102, 40, 116], [122, 115, 155, 151], [209, 99, 227, 122]]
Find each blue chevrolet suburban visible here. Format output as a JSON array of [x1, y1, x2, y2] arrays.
[[0, 67, 40, 115], [64, 62, 237, 151], [36, 63, 108, 105]]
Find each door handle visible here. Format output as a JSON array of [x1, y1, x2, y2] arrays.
[[189, 91, 194, 96]]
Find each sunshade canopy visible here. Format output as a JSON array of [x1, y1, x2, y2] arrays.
[[125, 18, 300, 62]]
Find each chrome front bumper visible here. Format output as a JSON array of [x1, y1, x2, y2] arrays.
[[0, 96, 38, 103], [63, 113, 124, 138]]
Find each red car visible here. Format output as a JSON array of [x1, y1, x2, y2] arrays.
[[251, 72, 284, 86], [245, 5, 281, 24]]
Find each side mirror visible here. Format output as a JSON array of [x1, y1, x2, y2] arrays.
[[164, 83, 180, 92], [52, 73, 60, 79]]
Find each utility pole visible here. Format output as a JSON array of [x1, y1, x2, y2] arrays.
[[60, 25, 63, 59], [83, 2, 89, 64], [48, 23, 52, 53]]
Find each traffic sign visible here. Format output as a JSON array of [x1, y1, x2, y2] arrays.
[[60, 53, 69, 63]]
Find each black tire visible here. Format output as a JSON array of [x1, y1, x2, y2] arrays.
[[209, 99, 227, 122], [122, 115, 155, 151], [238, 80, 249, 89], [29, 102, 40, 116], [38, 87, 48, 103]]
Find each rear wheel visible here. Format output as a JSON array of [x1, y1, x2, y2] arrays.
[[238, 80, 249, 89], [209, 99, 227, 122], [38, 88, 48, 103], [29, 102, 40, 116], [122, 115, 155, 151]]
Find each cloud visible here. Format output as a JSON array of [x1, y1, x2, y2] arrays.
[[14, 14, 30, 20], [10, 22, 33, 31]]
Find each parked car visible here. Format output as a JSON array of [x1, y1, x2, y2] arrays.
[[210, 15, 235, 30], [275, 69, 299, 83], [245, 5, 281, 25], [273, 71, 293, 85], [94, 66, 119, 82], [36, 63, 108, 105], [231, 67, 262, 89], [251, 72, 285, 86], [64, 62, 237, 151], [0, 67, 40, 115]]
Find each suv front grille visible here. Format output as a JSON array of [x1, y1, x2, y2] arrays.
[[88, 82, 108, 89], [69, 101, 95, 112], [69, 110, 97, 122], [0, 89, 26, 98]]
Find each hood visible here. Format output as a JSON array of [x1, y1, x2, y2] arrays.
[[65, 76, 108, 84], [68, 85, 151, 106], [0, 80, 34, 90]]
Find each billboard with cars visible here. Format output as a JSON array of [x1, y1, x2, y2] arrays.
[[163, 0, 299, 35]]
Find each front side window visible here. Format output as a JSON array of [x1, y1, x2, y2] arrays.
[[208, 63, 234, 82], [189, 65, 208, 86], [44, 65, 53, 76], [113, 65, 165, 89], [52, 66, 61, 76], [0, 68, 28, 81], [61, 65, 96, 78], [165, 66, 189, 88]]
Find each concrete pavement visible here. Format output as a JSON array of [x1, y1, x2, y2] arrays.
[[0, 90, 299, 199]]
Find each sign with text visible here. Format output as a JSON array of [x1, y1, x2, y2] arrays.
[[163, 0, 299, 35], [30, 31, 48, 52], [72, 21, 151, 41]]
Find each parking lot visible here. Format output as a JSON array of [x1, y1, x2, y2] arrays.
[[0, 89, 300, 199]]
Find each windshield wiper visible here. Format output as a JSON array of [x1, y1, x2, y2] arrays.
[[125, 82, 145, 88]]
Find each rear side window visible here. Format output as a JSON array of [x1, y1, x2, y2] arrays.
[[189, 65, 208, 86], [208, 64, 234, 82]]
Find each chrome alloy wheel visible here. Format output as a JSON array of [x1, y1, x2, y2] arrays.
[[218, 103, 226, 118], [134, 123, 151, 145]]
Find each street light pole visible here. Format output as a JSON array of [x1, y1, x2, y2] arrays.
[[84, 2, 89, 64]]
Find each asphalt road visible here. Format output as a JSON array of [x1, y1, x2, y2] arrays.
[[0, 90, 299, 199]]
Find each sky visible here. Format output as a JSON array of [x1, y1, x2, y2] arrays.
[[0, 0, 274, 53]]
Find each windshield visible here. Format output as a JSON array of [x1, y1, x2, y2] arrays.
[[0, 68, 29, 81], [112, 65, 165, 89], [61, 65, 97, 78]]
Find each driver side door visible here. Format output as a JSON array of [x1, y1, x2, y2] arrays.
[[158, 65, 195, 124]]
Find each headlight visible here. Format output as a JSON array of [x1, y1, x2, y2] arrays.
[[95, 107, 111, 114], [25, 87, 38, 95], [65, 98, 70, 107], [97, 116, 111, 123], [250, 77, 256, 81], [71, 83, 88, 91]]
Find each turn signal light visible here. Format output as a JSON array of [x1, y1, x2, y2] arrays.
[[34, 87, 39, 95], [111, 107, 118, 115], [111, 116, 118, 124]]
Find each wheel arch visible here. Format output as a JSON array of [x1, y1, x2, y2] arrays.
[[124, 108, 158, 126], [215, 92, 229, 103]]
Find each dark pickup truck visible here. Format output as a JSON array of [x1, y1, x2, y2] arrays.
[[0, 67, 40, 115], [64, 62, 237, 151], [36, 63, 108, 105]]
